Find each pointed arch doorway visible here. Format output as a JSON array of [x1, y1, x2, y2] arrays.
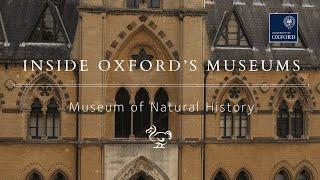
[[129, 171, 155, 180], [115, 156, 170, 180]]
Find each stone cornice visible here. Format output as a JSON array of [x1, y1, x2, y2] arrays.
[[78, 6, 206, 17], [2, 137, 320, 145]]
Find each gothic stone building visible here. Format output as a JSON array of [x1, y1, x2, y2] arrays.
[[1, 0, 320, 180]]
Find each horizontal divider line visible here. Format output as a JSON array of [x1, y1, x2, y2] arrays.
[[14, 84, 310, 88]]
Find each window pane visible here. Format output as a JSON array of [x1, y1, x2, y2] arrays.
[[149, 0, 160, 8], [275, 170, 289, 180], [134, 88, 150, 138], [153, 88, 169, 132], [214, 171, 227, 180], [277, 101, 289, 138], [115, 88, 131, 138]]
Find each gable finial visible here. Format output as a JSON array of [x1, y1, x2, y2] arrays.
[[233, 0, 246, 5], [283, 0, 295, 7], [302, 0, 314, 7], [253, 0, 265, 6], [205, 0, 215, 6]]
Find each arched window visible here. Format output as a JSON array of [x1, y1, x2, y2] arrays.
[[220, 101, 233, 138], [115, 88, 131, 138], [134, 88, 150, 138], [213, 171, 228, 180], [52, 171, 67, 180], [236, 171, 250, 180], [30, 99, 44, 139], [275, 170, 290, 180], [277, 101, 289, 138], [291, 101, 303, 138], [27, 171, 43, 180], [46, 99, 60, 139], [234, 100, 248, 138], [297, 169, 311, 180], [153, 88, 169, 132]]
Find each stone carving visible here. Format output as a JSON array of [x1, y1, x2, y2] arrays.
[[5, 79, 15, 90], [316, 83, 320, 93], [260, 82, 270, 93], [116, 156, 169, 180]]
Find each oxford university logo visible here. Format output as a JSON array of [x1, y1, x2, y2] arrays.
[[146, 125, 172, 149], [283, 15, 296, 30], [269, 13, 298, 43]]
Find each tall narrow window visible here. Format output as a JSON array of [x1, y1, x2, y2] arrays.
[[27, 171, 43, 180], [153, 88, 169, 132], [30, 99, 44, 139], [46, 99, 60, 139], [236, 171, 250, 180], [297, 169, 311, 180], [275, 170, 290, 180], [52, 172, 67, 180], [213, 171, 228, 180], [277, 101, 289, 138], [115, 88, 131, 138], [234, 100, 248, 138], [291, 101, 303, 138], [127, 0, 141, 8], [220, 101, 233, 138], [134, 88, 150, 138], [148, 0, 160, 8]]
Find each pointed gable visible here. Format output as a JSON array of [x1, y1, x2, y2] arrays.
[[27, 1, 70, 44], [214, 10, 252, 48]]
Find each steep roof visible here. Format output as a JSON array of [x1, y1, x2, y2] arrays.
[[205, 0, 320, 68], [0, 0, 78, 61]]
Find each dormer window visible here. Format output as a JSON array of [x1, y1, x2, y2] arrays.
[[29, 6, 64, 42], [25, 1, 70, 45], [127, 0, 160, 9], [213, 10, 252, 49]]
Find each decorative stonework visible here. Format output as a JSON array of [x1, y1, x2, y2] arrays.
[[115, 156, 170, 180], [268, 75, 315, 112], [20, 162, 72, 180], [316, 83, 320, 93], [5, 79, 15, 91], [212, 74, 260, 111], [17, 72, 70, 110], [105, 16, 179, 61], [260, 82, 270, 93]]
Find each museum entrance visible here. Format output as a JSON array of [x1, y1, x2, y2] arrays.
[[129, 171, 155, 180]]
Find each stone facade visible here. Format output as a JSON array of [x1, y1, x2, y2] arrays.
[[1, 0, 320, 180]]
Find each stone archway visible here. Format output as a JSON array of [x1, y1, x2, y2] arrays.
[[115, 156, 169, 180], [129, 171, 155, 180]]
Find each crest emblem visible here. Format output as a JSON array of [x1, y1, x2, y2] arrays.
[[283, 16, 296, 30], [146, 125, 172, 149]]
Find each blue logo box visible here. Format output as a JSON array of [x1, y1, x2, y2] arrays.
[[269, 13, 298, 43]]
